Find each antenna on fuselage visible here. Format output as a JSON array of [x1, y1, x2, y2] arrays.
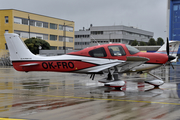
[[91, 36, 100, 45]]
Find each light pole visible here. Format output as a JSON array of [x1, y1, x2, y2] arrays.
[[63, 23, 66, 54], [81, 37, 83, 50], [39, 45, 42, 55], [28, 15, 30, 38], [109, 33, 112, 43]]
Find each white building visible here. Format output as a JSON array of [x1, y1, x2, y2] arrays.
[[75, 25, 154, 50]]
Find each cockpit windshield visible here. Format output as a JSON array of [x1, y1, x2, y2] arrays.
[[126, 45, 140, 55]]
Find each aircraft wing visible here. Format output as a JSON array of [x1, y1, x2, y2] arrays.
[[83, 62, 122, 73], [77, 56, 149, 73], [119, 56, 149, 73]]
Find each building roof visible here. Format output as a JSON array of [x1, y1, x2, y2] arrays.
[[90, 25, 153, 36], [0, 9, 74, 23]]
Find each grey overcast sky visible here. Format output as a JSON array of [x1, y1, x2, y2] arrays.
[[0, 0, 167, 40]]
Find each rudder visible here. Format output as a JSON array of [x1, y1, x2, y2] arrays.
[[4, 33, 35, 61]]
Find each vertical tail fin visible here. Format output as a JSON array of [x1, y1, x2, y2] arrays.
[[156, 41, 180, 57], [4, 33, 35, 61], [156, 41, 180, 62]]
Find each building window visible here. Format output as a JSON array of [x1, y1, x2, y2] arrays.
[[43, 34, 48, 40], [75, 35, 90, 38], [59, 25, 63, 30], [65, 26, 73, 32], [22, 18, 28, 25], [50, 46, 57, 50], [5, 16, 9, 23], [14, 17, 22, 24], [68, 37, 73, 42], [43, 22, 48, 28], [21, 32, 29, 38], [30, 20, 35, 26], [5, 30, 8, 33], [36, 36, 42, 39], [63, 37, 73, 42], [14, 31, 21, 36], [59, 36, 63, 41], [67, 47, 73, 50], [14, 30, 48, 40], [59, 47, 63, 50], [50, 23, 57, 29], [50, 35, 57, 41], [36, 21, 43, 27], [91, 31, 103, 35]]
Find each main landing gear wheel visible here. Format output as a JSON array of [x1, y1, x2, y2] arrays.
[[99, 67, 125, 90], [98, 80, 125, 91]]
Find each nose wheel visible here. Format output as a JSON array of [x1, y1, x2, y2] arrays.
[[145, 72, 164, 87], [145, 80, 164, 88]]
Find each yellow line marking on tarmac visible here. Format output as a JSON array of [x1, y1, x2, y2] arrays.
[[0, 118, 27, 120], [36, 94, 180, 106]]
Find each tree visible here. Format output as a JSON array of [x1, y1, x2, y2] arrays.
[[156, 37, 164, 46], [131, 40, 138, 46], [148, 38, 156, 46], [24, 38, 50, 54], [139, 41, 147, 46]]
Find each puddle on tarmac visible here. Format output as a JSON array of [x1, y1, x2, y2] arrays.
[[0, 66, 180, 119]]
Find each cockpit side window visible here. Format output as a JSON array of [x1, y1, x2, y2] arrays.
[[126, 45, 140, 55], [108, 46, 126, 56], [89, 47, 107, 57]]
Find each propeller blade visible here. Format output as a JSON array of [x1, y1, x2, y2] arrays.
[[170, 63, 174, 69], [166, 37, 169, 56]]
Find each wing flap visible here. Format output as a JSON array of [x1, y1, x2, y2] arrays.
[[88, 62, 121, 73], [77, 61, 124, 73], [77, 56, 149, 73]]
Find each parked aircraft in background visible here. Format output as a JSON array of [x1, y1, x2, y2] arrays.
[[4, 33, 180, 89]]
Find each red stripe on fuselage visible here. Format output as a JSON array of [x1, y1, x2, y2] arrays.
[[12, 60, 97, 72]]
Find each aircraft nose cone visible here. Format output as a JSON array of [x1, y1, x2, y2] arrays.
[[168, 55, 176, 61]]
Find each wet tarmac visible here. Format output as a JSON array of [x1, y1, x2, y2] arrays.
[[0, 66, 180, 120]]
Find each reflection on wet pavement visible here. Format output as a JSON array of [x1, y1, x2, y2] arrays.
[[0, 66, 180, 120]]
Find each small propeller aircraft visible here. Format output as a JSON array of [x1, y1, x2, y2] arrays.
[[4, 33, 180, 89]]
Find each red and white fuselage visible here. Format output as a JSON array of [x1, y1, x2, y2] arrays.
[[5, 33, 177, 74], [5, 33, 180, 88]]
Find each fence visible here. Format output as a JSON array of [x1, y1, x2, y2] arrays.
[[0, 50, 11, 66]]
